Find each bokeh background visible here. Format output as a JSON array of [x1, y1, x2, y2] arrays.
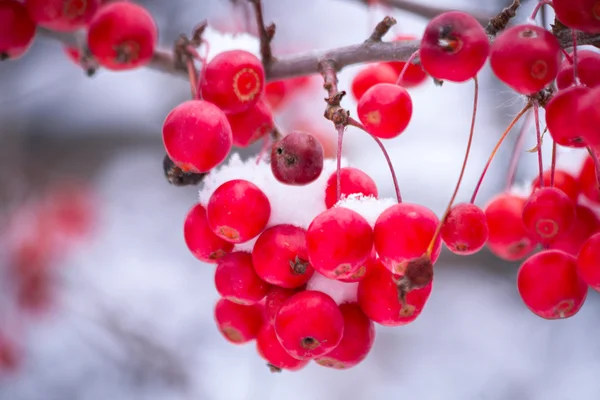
[[1, 0, 599, 399]]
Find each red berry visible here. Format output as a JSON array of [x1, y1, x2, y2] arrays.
[[207, 179, 271, 243], [441, 203, 489, 255], [490, 24, 561, 95], [315, 303, 375, 369], [531, 169, 580, 202], [256, 323, 309, 372], [577, 233, 600, 291], [338, 250, 377, 283], [578, 154, 600, 203], [386, 34, 428, 87], [579, 86, 600, 147], [552, 0, 600, 33], [0, 0, 36, 60], [200, 49, 265, 114], [252, 224, 314, 289], [549, 204, 600, 255], [546, 85, 590, 148], [357, 260, 432, 326], [42, 182, 96, 241], [227, 98, 274, 148], [264, 76, 311, 111], [306, 207, 373, 279], [215, 252, 270, 305], [87, 2, 157, 70], [64, 45, 80, 65], [357, 83, 412, 139], [419, 11, 490, 82], [517, 250, 588, 319], [264, 286, 304, 324], [324, 167, 378, 209], [26, 0, 100, 32], [274, 290, 344, 360], [484, 193, 537, 261], [374, 203, 442, 275], [522, 187, 576, 244], [350, 63, 398, 101], [183, 203, 233, 263], [556, 50, 600, 89], [214, 298, 263, 344], [162, 100, 233, 173], [271, 132, 324, 185]]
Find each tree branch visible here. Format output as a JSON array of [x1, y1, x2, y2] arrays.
[[247, 0, 275, 66]]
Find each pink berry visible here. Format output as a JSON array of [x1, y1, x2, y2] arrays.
[[549, 204, 600, 255], [200, 49, 265, 114], [552, 0, 600, 33], [545, 85, 590, 148], [26, 0, 100, 32], [374, 203, 442, 275], [252, 224, 314, 289], [557, 50, 600, 89], [490, 24, 561, 95], [386, 34, 428, 87], [0, 0, 36, 60], [271, 131, 324, 185], [518, 250, 588, 319], [227, 99, 274, 148], [162, 100, 233, 173], [315, 303, 375, 369], [324, 167, 378, 209], [306, 207, 373, 279], [522, 187, 576, 244], [256, 323, 309, 372], [357, 83, 412, 139], [484, 193, 537, 261], [357, 260, 432, 326], [207, 179, 271, 243], [183, 203, 234, 263], [577, 233, 600, 291], [578, 155, 600, 203], [531, 169, 580, 203], [264, 286, 305, 325], [274, 290, 344, 360], [579, 86, 600, 147], [350, 63, 398, 101], [214, 298, 264, 344], [87, 2, 157, 70], [214, 252, 270, 305], [419, 11, 490, 82], [441, 203, 489, 255]]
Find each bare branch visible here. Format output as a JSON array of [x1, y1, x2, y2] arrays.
[[486, 0, 521, 36], [248, 0, 275, 66], [366, 16, 397, 42]]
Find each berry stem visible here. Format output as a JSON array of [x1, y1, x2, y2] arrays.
[[550, 140, 557, 187], [396, 51, 419, 85], [587, 146, 600, 193], [561, 49, 574, 64], [505, 108, 533, 192], [572, 29, 580, 85], [529, 0, 551, 21], [347, 117, 402, 203], [470, 103, 533, 204], [533, 104, 544, 187], [425, 76, 479, 257], [185, 58, 198, 99], [336, 125, 345, 203]]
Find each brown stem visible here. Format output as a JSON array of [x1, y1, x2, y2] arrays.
[[486, 0, 521, 36], [550, 141, 557, 187], [533, 104, 544, 187], [247, 0, 275, 66], [186, 58, 198, 99], [366, 16, 397, 42], [336, 126, 345, 203]]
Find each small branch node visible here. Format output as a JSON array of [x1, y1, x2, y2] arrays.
[[366, 16, 397, 42], [485, 0, 521, 36]]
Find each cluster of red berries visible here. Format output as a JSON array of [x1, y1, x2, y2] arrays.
[[1, 0, 158, 71]]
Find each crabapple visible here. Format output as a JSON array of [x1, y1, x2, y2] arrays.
[[522, 187, 575, 244], [271, 132, 324, 185], [577, 233, 600, 291], [183, 203, 233, 263], [214, 252, 270, 305], [578, 154, 600, 203], [531, 169, 580, 202], [351, 63, 397, 101], [386, 34, 428, 87], [256, 323, 309, 372], [441, 203, 488, 255], [227, 99, 274, 148], [545, 85, 590, 148], [264, 286, 305, 325], [556, 50, 600, 89], [552, 0, 600, 33], [549, 204, 600, 255], [26, 0, 100, 32], [214, 298, 263, 344], [357, 83, 412, 139], [324, 167, 378, 209], [0, 0, 36, 60]]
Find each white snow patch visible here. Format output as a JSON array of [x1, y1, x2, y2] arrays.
[[306, 271, 358, 305], [335, 194, 396, 227]]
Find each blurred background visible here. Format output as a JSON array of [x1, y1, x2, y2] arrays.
[[1, 0, 599, 399]]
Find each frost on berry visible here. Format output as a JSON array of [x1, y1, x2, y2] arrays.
[[162, 100, 233, 173], [441, 203, 489, 255], [484, 193, 537, 262], [490, 25, 561, 95], [315, 303, 375, 369], [200, 49, 265, 114], [256, 323, 309, 372], [274, 290, 344, 360], [26, 0, 100, 32], [350, 63, 398, 101], [271, 131, 324, 186], [183, 203, 233, 263], [87, 2, 158, 70], [557, 50, 600, 89], [517, 250, 588, 320], [214, 252, 271, 305], [546, 86, 590, 148], [357, 83, 413, 139], [214, 298, 264, 344], [549, 204, 600, 255], [307, 207, 373, 280], [522, 187, 576, 244], [0, 0, 36, 60], [227, 99, 274, 148], [552, 0, 600, 33], [577, 233, 600, 291], [207, 179, 271, 243], [419, 11, 490, 82]]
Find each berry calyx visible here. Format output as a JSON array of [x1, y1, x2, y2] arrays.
[[183, 203, 234, 263], [517, 250, 588, 319], [545, 85, 590, 148], [577, 233, 600, 291], [227, 99, 274, 148], [357, 83, 413, 139], [207, 179, 271, 243], [26, 0, 100, 32], [214, 252, 270, 305], [271, 131, 324, 185], [522, 187, 576, 244], [87, 2, 158, 70], [490, 24, 561, 95], [274, 291, 344, 359], [200, 49, 265, 114], [441, 203, 489, 255], [419, 11, 490, 82], [324, 167, 378, 209], [0, 0, 36, 60], [350, 63, 398, 101], [214, 298, 264, 344], [256, 323, 309, 372]]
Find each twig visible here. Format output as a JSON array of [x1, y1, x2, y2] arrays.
[[247, 0, 275, 66], [366, 16, 397, 42], [486, 0, 521, 36]]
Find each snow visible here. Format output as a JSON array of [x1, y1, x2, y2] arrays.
[[335, 194, 397, 226], [306, 272, 358, 305]]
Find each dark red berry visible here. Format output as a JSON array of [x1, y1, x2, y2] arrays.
[[0, 0, 36, 60], [271, 132, 324, 185]]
